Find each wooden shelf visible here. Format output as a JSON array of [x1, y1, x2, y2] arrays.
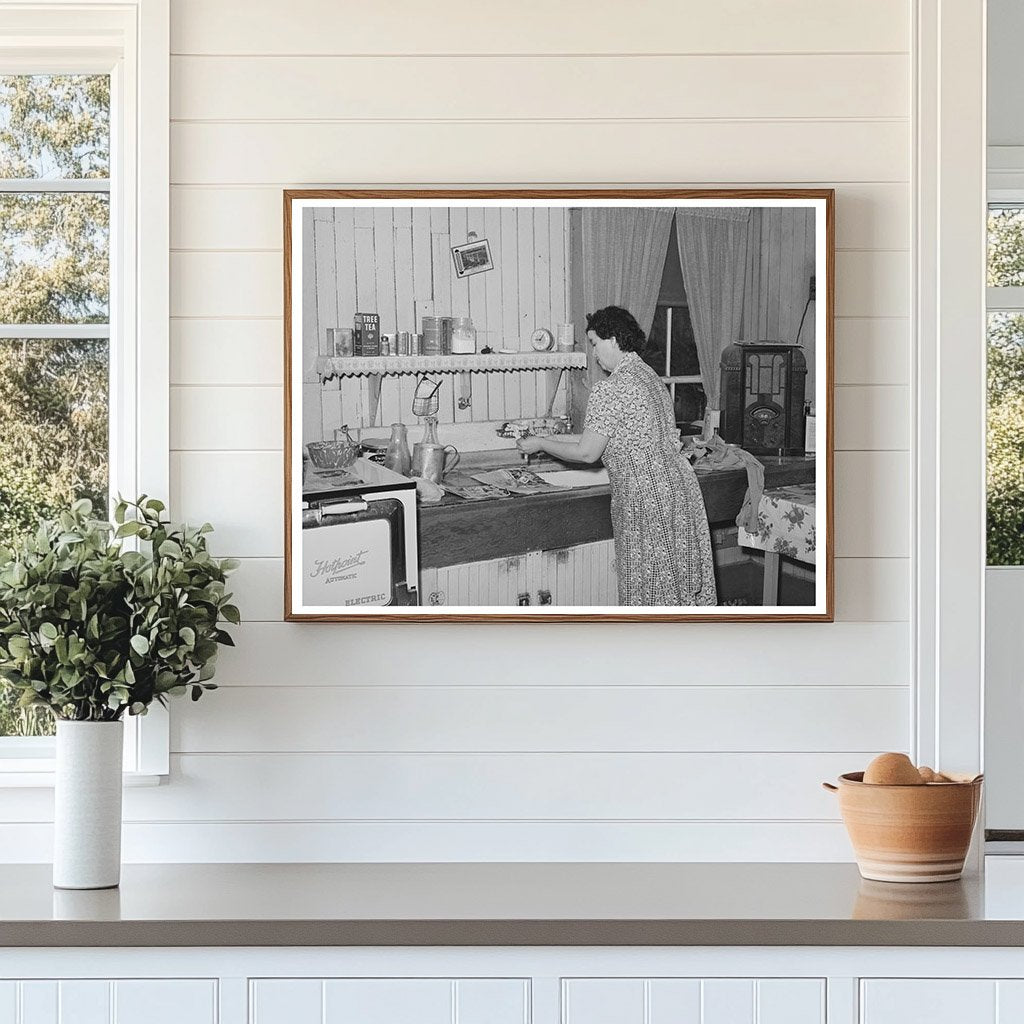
[[315, 351, 587, 380]]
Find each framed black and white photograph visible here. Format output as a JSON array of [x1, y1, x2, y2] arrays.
[[451, 237, 493, 278], [284, 189, 834, 622]]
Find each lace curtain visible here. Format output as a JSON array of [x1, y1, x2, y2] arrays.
[[674, 208, 751, 418]]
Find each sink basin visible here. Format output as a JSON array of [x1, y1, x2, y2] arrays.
[[458, 450, 567, 475]]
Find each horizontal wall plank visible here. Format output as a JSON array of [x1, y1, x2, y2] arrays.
[[170, 449, 907, 560], [171, 183, 909, 252], [171, 684, 909, 754], [210, 621, 909, 687], [835, 250, 909, 318], [0, 821, 857, 863], [834, 557, 909, 622], [171, 55, 909, 121], [171, 252, 281, 317], [171, 386, 282, 450], [834, 385, 910, 451], [170, 451, 283, 557], [834, 318, 909, 386], [226, 557, 284, 620], [170, 0, 909, 56], [834, 451, 910, 558], [115, 752, 868, 821], [171, 249, 908, 323], [170, 121, 909, 186], [227, 556, 908, 623], [171, 319, 283, 386]]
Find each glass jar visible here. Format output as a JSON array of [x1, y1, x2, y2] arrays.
[[384, 423, 411, 476], [451, 316, 476, 354]]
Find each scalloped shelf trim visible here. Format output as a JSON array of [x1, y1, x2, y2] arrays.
[[314, 352, 587, 379]]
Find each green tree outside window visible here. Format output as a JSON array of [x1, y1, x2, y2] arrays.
[[0, 75, 110, 736]]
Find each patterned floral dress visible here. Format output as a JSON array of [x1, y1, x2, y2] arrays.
[[584, 352, 717, 606]]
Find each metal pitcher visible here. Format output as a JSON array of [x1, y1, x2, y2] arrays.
[[411, 442, 460, 484]]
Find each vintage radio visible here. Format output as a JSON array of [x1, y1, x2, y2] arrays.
[[719, 342, 807, 455]]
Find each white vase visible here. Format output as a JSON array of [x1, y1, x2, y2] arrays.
[[53, 720, 124, 889]]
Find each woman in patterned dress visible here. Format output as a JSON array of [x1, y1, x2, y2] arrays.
[[517, 306, 717, 606]]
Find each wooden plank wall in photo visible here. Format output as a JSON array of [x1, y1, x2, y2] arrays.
[[742, 207, 818, 395], [0, 0, 916, 866], [302, 205, 570, 440]]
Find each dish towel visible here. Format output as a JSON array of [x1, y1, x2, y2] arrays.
[[686, 435, 765, 533]]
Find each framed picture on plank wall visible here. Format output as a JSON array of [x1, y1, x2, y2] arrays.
[[284, 189, 834, 622]]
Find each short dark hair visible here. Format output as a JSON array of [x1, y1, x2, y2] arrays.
[[585, 305, 646, 354]]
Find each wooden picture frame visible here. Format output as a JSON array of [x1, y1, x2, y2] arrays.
[[284, 189, 834, 622]]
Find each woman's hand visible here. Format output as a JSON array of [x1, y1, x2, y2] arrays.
[[516, 435, 544, 455]]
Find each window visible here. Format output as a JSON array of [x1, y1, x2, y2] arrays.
[[643, 218, 706, 429], [0, 74, 111, 739], [0, 3, 169, 777], [986, 205, 1024, 565]]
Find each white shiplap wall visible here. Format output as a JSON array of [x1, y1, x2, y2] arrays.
[[0, 0, 914, 862]]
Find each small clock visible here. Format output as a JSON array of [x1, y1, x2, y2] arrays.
[[531, 328, 554, 352]]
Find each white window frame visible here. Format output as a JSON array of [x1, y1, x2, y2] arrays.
[[0, 0, 169, 784]]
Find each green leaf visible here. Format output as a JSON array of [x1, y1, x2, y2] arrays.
[[220, 604, 241, 625], [130, 634, 150, 656], [158, 539, 182, 559], [39, 622, 58, 641]]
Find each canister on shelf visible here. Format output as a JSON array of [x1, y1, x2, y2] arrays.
[[421, 316, 441, 356], [410, 332, 422, 355], [328, 327, 353, 357], [397, 331, 411, 356], [439, 316, 453, 355], [451, 316, 476, 354], [380, 333, 394, 357]]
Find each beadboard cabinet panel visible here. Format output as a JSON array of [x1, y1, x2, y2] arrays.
[[170, 0, 909, 55], [0, 981, 217, 1024], [860, 980, 997, 1024], [249, 979, 529, 1024], [562, 978, 825, 1024], [170, 121, 908, 187]]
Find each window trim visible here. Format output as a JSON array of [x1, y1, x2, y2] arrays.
[[0, 0, 170, 781]]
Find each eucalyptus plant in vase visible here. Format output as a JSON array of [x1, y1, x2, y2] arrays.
[[0, 497, 239, 889]]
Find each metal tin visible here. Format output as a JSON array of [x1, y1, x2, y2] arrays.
[[397, 331, 411, 356], [327, 327, 353, 357]]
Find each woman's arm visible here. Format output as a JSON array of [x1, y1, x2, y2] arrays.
[[518, 430, 608, 464]]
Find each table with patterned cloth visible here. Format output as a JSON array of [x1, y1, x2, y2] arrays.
[[737, 482, 816, 604]]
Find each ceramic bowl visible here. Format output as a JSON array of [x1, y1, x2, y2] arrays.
[[306, 439, 358, 470], [823, 771, 983, 883]]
